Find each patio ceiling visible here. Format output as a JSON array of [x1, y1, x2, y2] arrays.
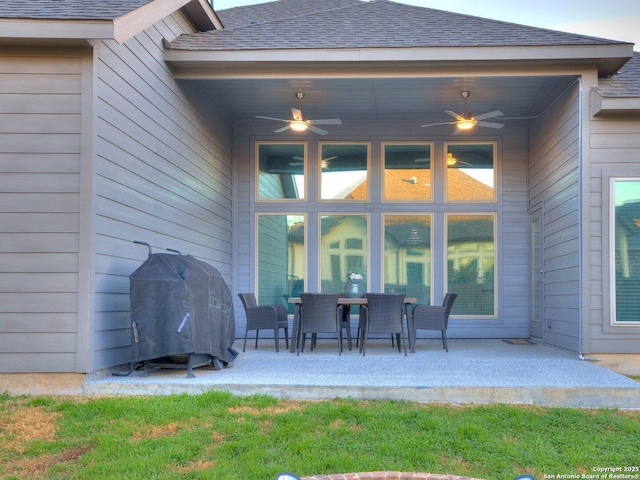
[[182, 75, 577, 126]]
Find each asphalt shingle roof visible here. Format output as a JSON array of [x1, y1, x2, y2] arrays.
[[171, 0, 626, 51], [598, 52, 640, 97], [0, 0, 153, 20], [216, 0, 362, 29]]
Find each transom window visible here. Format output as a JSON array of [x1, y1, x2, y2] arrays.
[[256, 142, 306, 200], [446, 142, 496, 202], [320, 142, 369, 201], [383, 143, 432, 202]]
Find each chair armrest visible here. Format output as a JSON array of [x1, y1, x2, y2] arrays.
[[412, 305, 447, 330], [272, 304, 289, 323]]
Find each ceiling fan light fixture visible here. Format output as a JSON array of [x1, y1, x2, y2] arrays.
[[289, 120, 308, 132], [456, 118, 476, 130]]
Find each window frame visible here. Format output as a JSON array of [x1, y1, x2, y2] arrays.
[[318, 212, 370, 294], [382, 141, 434, 203], [444, 141, 497, 203], [255, 213, 307, 304], [318, 141, 371, 202], [444, 212, 497, 318], [609, 177, 640, 327], [381, 213, 434, 303], [255, 141, 308, 202]]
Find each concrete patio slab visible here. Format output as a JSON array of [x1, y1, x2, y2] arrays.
[[83, 340, 640, 409]]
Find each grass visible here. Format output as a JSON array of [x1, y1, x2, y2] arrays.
[[1, 391, 639, 480]]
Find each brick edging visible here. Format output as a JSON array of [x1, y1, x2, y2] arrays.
[[301, 472, 484, 480]]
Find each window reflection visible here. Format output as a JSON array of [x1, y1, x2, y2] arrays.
[[447, 214, 495, 316], [383, 143, 432, 202], [320, 215, 368, 295], [613, 179, 640, 323], [257, 214, 305, 311], [383, 215, 432, 304], [320, 143, 369, 200], [257, 143, 305, 200], [445, 143, 496, 202]]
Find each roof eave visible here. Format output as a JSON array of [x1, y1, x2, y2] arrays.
[[591, 89, 640, 116], [0, 0, 221, 47], [166, 43, 634, 77], [0, 19, 114, 47], [114, 0, 220, 44]]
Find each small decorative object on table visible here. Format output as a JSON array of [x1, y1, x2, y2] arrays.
[[345, 272, 364, 297]]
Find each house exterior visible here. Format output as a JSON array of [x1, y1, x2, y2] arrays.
[[1, 0, 639, 374]]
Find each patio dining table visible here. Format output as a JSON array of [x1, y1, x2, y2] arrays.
[[287, 296, 418, 353]]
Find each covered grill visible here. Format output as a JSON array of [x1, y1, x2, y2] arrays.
[[127, 244, 238, 376]]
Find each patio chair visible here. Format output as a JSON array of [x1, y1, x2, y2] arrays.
[[359, 293, 406, 356], [238, 293, 289, 352], [411, 293, 457, 352], [298, 293, 343, 356]]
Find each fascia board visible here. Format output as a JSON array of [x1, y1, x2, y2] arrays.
[[114, 0, 217, 44], [166, 44, 632, 67], [0, 19, 114, 43]]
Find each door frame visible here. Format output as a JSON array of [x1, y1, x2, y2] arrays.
[[529, 204, 544, 341]]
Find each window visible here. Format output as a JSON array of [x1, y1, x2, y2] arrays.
[[383, 214, 432, 304], [383, 143, 432, 202], [256, 214, 305, 310], [445, 142, 496, 202], [612, 179, 640, 324], [446, 214, 496, 316], [257, 142, 306, 200], [320, 143, 369, 201], [253, 139, 501, 319], [320, 214, 368, 294]]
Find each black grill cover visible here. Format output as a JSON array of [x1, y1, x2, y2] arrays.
[[130, 253, 238, 364]]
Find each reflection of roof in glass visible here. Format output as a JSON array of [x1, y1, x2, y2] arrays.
[[348, 168, 493, 200]]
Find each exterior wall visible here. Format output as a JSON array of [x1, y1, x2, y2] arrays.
[[587, 111, 640, 353], [233, 119, 530, 340], [0, 48, 88, 372], [90, 12, 234, 371], [528, 82, 581, 352]]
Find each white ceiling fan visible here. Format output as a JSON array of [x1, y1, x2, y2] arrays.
[[422, 90, 504, 134], [256, 92, 342, 136]]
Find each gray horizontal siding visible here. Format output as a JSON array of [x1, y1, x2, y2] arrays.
[[90, 13, 233, 371], [0, 50, 83, 373], [587, 114, 640, 353], [527, 83, 581, 352]]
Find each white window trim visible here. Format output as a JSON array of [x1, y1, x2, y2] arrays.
[[609, 177, 640, 327]]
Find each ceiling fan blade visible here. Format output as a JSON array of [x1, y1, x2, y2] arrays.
[[474, 110, 503, 121], [445, 110, 465, 121], [476, 121, 505, 129], [274, 125, 292, 133], [255, 115, 289, 123], [308, 125, 329, 135], [308, 118, 342, 125], [291, 108, 303, 121], [421, 121, 456, 128]]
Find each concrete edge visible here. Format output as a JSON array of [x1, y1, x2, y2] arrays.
[[81, 382, 640, 409]]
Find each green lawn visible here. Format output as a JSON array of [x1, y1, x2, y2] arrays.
[[1, 391, 638, 479]]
